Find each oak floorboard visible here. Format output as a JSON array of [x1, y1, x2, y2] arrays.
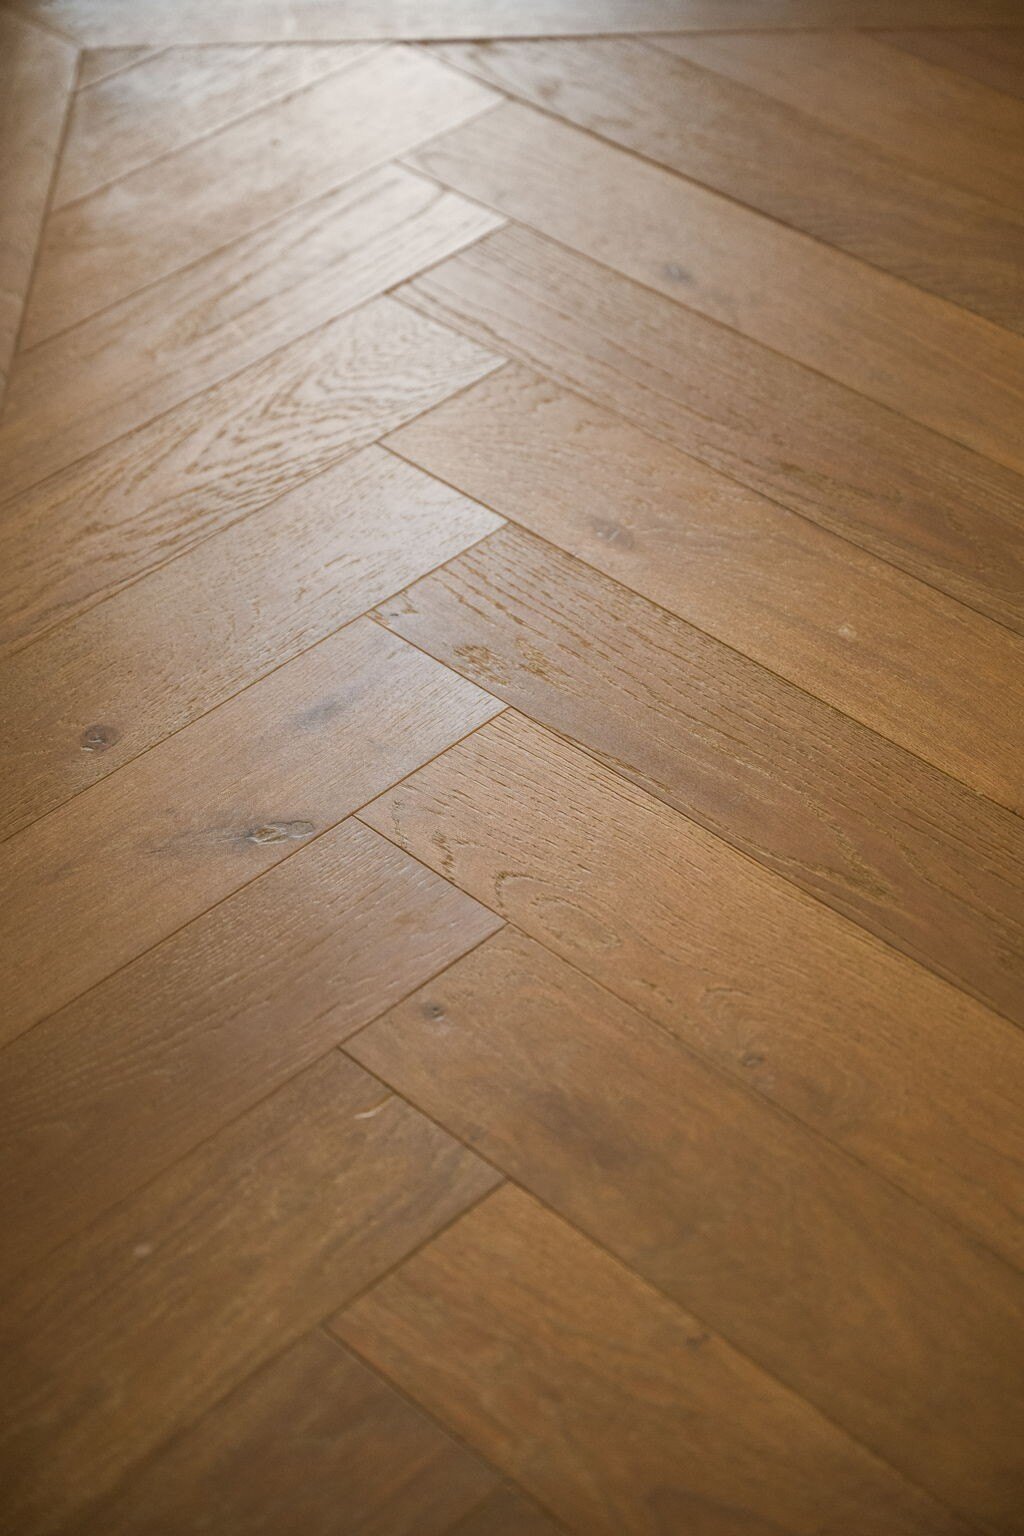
[[360, 711, 1024, 1269], [446, 1489, 565, 1536], [348, 932, 1024, 1530], [0, 1053, 499, 1536], [373, 526, 1024, 1024], [399, 227, 1024, 634], [0, 817, 501, 1282], [54, 43, 373, 208], [0, 448, 501, 841], [879, 26, 1024, 99], [0, 295, 500, 654], [387, 368, 1024, 807], [0, 619, 502, 1044], [75, 46, 160, 88], [13, 0, 1024, 46], [0, 166, 502, 501], [404, 99, 1024, 476], [654, 30, 1024, 208], [21, 46, 498, 346], [74, 1331, 498, 1536], [335, 1185, 971, 1536], [0, 9, 76, 398], [432, 37, 1024, 333]]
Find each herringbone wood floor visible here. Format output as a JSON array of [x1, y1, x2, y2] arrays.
[[0, 4, 1022, 1533]]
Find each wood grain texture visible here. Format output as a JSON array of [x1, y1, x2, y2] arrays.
[[54, 43, 372, 207], [22, 46, 497, 345], [0, 9, 76, 396], [0, 167, 502, 500], [13, 0, 1024, 45], [0, 817, 501, 1282], [654, 29, 1024, 208], [403, 100, 1024, 476], [447, 1489, 565, 1536], [387, 368, 1024, 807], [432, 37, 1024, 332], [360, 710, 1024, 1269], [0, 1053, 499, 1536], [76, 47, 160, 87], [879, 26, 1024, 99], [0, 295, 500, 654], [0, 619, 501, 1043], [399, 226, 1024, 633], [348, 930, 1024, 1530], [374, 526, 1024, 1024], [335, 1185, 972, 1536], [73, 1331, 497, 1536], [0, 448, 501, 840]]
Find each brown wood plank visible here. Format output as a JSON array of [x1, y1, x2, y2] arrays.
[[387, 369, 1024, 807], [398, 226, 1024, 634], [0, 1052, 499, 1535], [432, 37, 1024, 333], [373, 525, 1024, 1024], [0, 165, 502, 500], [360, 710, 1024, 1269], [335, 1184, 973, 1536], [0, 618, 502, 1044], [0, 817, 501, 1282], [55, 43, 373, 208], [403, 100, 1024, 476], [21, 46, 498, 346], [76, 47, 161, 89], [0, 9, 76, 397], [0, 447, 501, 840], [14, 0, 1024, 46], [654, 30, 1024, 208], [347, 930, 1024, 1531], [0, 295, 500, 654], [880, 26, 1024, 99], [74, 1331, 498, 1536], [446, 1489, 565, 1536]]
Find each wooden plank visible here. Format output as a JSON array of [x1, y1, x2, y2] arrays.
[[0, 618, 502, 1044], [335, 1185, 972, 1536], [446, 1489, 565, 1536], [55, 44, 373, 207], [360, 710, 1024, 1269], [655, 29, 1024, 208], [387, 369, 1024, 807], [432, 37, 1024, 333], [0, 166, 502, 500], [0, 817, 501, 1281], [398, 226, 1024, 633], [74, 1332, 498, 1536], [879, 26, 1024, 99], [0, 295, 500, 654], [76, 47, 160, 89], [373, 526, 1024, 1024], [0, 448, 501, 841], [0, 10, 76, 397], [347, 931, 1024, 1531], [0, 1053, 500, 1535], [14, 0, 1024, 46], [21, 46, 498, 346], [403, 100, 1024, 476]]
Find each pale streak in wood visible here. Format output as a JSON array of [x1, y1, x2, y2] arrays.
[[399, 226, 1024, 634], [0, 167, 503, 499], [0, 295, 501, 654], [374, 526, 1024, 1025], [879, 25, 1024, 99], [0, 1054, 499, 1535], [0, 10, 75, 396], [404, 101, 1024, 477], [350, 932, 1024, 1529], [433, 37, 1024, 333], [0, 817, 500, 1283], [361, 710, 1024, 1269], [22, 47, 498, 346], [54, 43, 374, 208], [0, 619, 501, 1043], [335, 1186, 970, 1536]]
